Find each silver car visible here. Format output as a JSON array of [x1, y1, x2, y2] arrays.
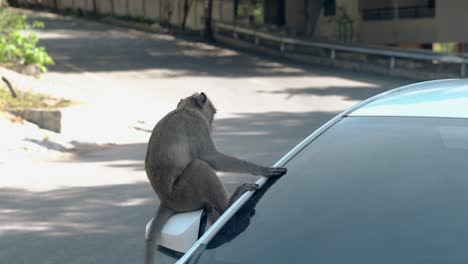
[[148, 79, 468, 264]]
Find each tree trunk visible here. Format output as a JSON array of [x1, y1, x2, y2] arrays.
[[203, 0, 213, 40], [234, 0, 239, 19], [162, 0, 173, 27], [2, 77, 17, 98], [92, 0, 97, 15], [181, 0, 194, 30]]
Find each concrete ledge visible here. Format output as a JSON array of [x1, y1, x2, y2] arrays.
[[11, 109, 62, 133]]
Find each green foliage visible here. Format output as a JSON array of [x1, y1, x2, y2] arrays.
[[0, 7, 54, 72], [433, 42, 458, 54], [237, 0, 263, 23]]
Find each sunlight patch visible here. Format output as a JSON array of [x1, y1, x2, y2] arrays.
[[116, 198, 152, 207]]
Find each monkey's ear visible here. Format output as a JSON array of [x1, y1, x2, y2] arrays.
[[200, 92, 207, 103], [191, 92, 208, 108]]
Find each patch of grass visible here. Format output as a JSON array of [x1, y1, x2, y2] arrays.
[[0, 84, 71, 111]]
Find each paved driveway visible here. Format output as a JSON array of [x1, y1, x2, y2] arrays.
[[0, 10, 412, 264]]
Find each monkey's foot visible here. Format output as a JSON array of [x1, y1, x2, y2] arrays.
[[228, 183, 259, 206], [263, 167, 287, 177], [239, 183, 259, 192]]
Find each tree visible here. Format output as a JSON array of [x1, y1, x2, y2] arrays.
[[181, 0, 195, 30], [203, 0, 213, 40], [92, 0, 97, 15], [162, 0, 173, 27]]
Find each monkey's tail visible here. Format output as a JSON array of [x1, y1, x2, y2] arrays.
[[144, 206, 175, 264]]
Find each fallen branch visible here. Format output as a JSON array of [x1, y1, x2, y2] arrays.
[[1, 76, 17, 98]]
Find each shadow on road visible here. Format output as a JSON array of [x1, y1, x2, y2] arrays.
[[0, 183, 156, 264], [257, 85, 389, 101]]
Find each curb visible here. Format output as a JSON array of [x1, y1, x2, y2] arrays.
[[11, 108, 62, 133]]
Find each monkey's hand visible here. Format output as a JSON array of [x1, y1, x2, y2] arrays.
[[261, 167, 287, 177]]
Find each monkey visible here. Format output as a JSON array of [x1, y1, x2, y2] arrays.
[[144, 92, 287, 264]]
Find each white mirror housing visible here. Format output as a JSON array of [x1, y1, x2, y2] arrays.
[[145, 210, 205, 253]]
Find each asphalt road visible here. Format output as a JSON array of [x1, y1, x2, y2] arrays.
[[0, 10, 412, 264]]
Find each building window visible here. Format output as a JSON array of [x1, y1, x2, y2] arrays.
[[362, 1, 435, 21], [427, 0, 435, 8], [323, 0, 336, 16]]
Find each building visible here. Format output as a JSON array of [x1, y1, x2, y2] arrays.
[[215, 0, 468, 52], [315, 0, 468, 51], [213, 0, 323, 36]]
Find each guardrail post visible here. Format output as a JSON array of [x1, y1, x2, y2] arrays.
[[330, 49, 336, 60], [280, 42, 285, 53], [389, 56, 395, 70], [461, 64, 466, 78]]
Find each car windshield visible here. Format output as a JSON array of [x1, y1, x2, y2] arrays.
[[193, 116, 468, 264]]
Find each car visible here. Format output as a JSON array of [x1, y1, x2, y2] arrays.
[[147, 79, 468, 264]]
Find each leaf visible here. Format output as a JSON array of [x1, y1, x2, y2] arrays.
[[0, 8, 53, 70]]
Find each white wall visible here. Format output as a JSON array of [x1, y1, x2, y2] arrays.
[[128, 0, 144, 18], [28, 0, 204, 30], [96, 0, 112, 14]]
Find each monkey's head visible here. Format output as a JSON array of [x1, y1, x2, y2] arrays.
[[178, 92, 217, 125]]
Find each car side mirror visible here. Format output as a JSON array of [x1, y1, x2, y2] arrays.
[[145, 209, 208, 253]]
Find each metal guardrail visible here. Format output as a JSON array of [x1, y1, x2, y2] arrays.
[[213, 21, 468, 77]]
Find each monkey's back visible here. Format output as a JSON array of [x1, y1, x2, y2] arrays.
[[145, 109, 207, 198]]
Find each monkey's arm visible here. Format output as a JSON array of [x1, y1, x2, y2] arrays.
[[201, 151, 286, 177], [190, 119, 286, 177]]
